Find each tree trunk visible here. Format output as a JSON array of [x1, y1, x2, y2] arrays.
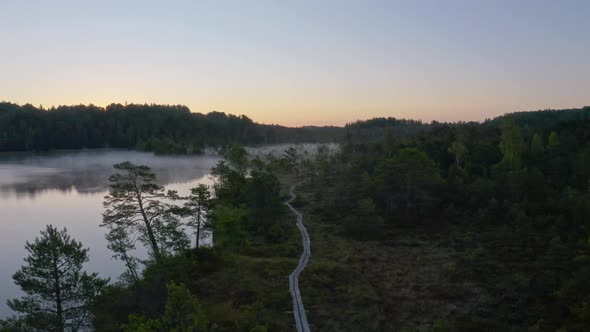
[[136, 190, 162, 262], [122, 251, 139, 283], [53, 254, 64, 332], [130, 175, 162, 262], [143, 216, 162, 262], [196, 210, 201, 249]]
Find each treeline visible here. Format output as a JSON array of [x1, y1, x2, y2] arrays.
[[344, 117, 430, 143], [494, 106, 590, 134], [302, 111, 590, 330], [3, 101, 588, 154], [342, 106, 590, 144], [0, 102, 341, 154]]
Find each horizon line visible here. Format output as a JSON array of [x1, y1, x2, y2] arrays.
[[2, 100, 589, 128]]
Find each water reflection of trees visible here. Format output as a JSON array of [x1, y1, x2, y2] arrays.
[[0, 150, 220, 198], [0, 145, 328, 198]]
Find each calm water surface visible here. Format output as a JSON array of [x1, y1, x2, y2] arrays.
[[0, 149, 221, 317], [0, 144, 334, 317]]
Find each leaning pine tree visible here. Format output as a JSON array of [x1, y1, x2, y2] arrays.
[[6, 225, 108, 332], [101, 162, 189, 274]]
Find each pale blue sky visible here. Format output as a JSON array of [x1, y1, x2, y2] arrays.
[[1, 0, 588, 125]]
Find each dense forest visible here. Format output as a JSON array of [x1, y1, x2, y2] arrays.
[[295, 108, 590, 330], [0, 102, 341, 154], [2, 101, 588, 155], [2, 106, 590, 331]]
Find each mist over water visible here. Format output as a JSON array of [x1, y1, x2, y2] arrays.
[[244, 143, 338, 158], [0, 145, 333, 318], [0, 149, 220, 198], [0, 149, 222, 317]]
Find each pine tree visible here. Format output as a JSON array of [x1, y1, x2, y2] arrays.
[[184, 184, 211, 248], [7, 225, 108, 332], [102, 162, 189, 265]]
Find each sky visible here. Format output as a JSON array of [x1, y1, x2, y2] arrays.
[[1, 0, 589, 126]]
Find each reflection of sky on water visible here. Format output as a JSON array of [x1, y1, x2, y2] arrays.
[[0, 149, 221, 198], [0, 144, 327, 317], [0, 149, 221, 318]]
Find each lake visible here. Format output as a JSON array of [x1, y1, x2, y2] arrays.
[[0, 149, 223, 318], [0, 144, 336, 318]]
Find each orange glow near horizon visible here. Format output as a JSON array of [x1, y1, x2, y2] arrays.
[[1, 1, 588, 127], [5, 94, 587, 128]]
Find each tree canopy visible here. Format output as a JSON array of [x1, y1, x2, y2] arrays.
[[0, 102, 341, 153], [5, 225, 108, 331], [101, 162, 188, 271]]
